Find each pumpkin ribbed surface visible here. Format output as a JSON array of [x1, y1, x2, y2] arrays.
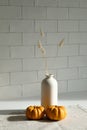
[[46, 105, 67, 121], [26, 106, 45, 120]]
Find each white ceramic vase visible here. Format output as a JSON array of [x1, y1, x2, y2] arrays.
[[41, 74, 58, 108]]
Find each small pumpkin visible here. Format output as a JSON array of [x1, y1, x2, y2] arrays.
[[26, 106, 45, 120], [46, 105, 67, 121]]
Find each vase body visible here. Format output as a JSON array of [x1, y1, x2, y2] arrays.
[[41, 74, 58, 108]]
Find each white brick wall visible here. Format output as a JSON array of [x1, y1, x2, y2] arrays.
[[0, 73, 9, 86], [23, 58, 45, 71], [0, 0, 8, 5], [23, 7, 47, 19], [80, 0, 87, 7], [11, 46, 34, 58], [69, 8, 87, 19], [57, 68, 78, 80], [35, 20, 57, 32], [0, 47, 9, 59], [80, 45, 87, 55], [9, 0, 34, 6], [36, 45, 57, 57], [0, 85, 22, 99], [0, 20, 9, 32], [47, 57, 67, 69], [0, 6, 21, 19], [47, 8, 68, 19], [10, 72, 37, 84], [0, 33, 22, 45], [58, 0, 79, 7], [10, 20, 34, 32], [68, 79, 87, 92], [47, 33, 68, 44], [23, 83, 40, 98], [58, 45, 78, 56], [35, 0, 58, 7], [69, 56, 87, 67], [58, 21, 79, 32], [79, 67, 87, 79], [0, 0, 87, 99], [69, 33, 87, 44], [23, 33, 46, 45], [0, 60, 22, 72], [80, 21, 87, 32], [58, 81, 68, 93]]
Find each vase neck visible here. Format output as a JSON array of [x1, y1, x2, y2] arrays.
[[45, 74, 54, 78]]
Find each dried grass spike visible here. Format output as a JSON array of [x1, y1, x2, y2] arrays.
[[38, 40, 42, 48], [40, 28, 45, 37], [41, 47, 46, 54], [58, 39, 64, 47], [38, 40, 46, 54]]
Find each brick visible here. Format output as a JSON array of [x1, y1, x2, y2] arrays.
[[80, 45, 87, 55], [69, 56, 87, 67], [0, 73, 9, 86], [0, 20, 9, 32], [35, 0, 58, 7], [58, 45, 78, 56], [79, 67, 87, 78], [0, 0, 8, 5], [80, 0, 87, 7], [9, 0, 34, 6], [36, 45, 57, 57], [11, 46, 34, 58], [59, 0, 79, 7], [57, 68, 78, 80], [47, 57, 67, 69], [80, 21, 87, 32], [0, 33, 22, 45], [23, 7, 46, 19], [58, 21, 79, 32], [47, 33, 68, 44], [0, 60, 22, 72], [58, 81, 67, 93], [23, 33, 46, 45], [69, 8, 87, 19], [10, 72, 37, 84], [0, 6, 21, 19], [47, 8, 68, 19], [35, 20, 57, 32], [23, 83, 40, 97], [23, 57, 67, 71], [68, 79, 87, 92], [10, 20, 34, 32], [0, 47, 9, 59], [23, 58, 45, 71], [0, 85, 22, 99], [37, 70, 57, 81], [69, 33, 87, 44]]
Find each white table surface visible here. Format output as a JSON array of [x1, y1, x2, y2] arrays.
[[0, 105, 87, 130], [0, 91, 87, 130]]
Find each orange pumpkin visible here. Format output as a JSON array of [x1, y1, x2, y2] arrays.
[[46, 105, 67, 121], [26, 106, 45, 120]]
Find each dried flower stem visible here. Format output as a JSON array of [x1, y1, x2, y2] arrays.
[[38, 40, 49, 75], [38, 29, 64, 75], [58, 38, 64, 47], [40, 28, 45, 38], [43, 54, 48, 75]]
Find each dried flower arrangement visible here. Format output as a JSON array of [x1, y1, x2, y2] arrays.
[[38, 29, 64, 75]]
